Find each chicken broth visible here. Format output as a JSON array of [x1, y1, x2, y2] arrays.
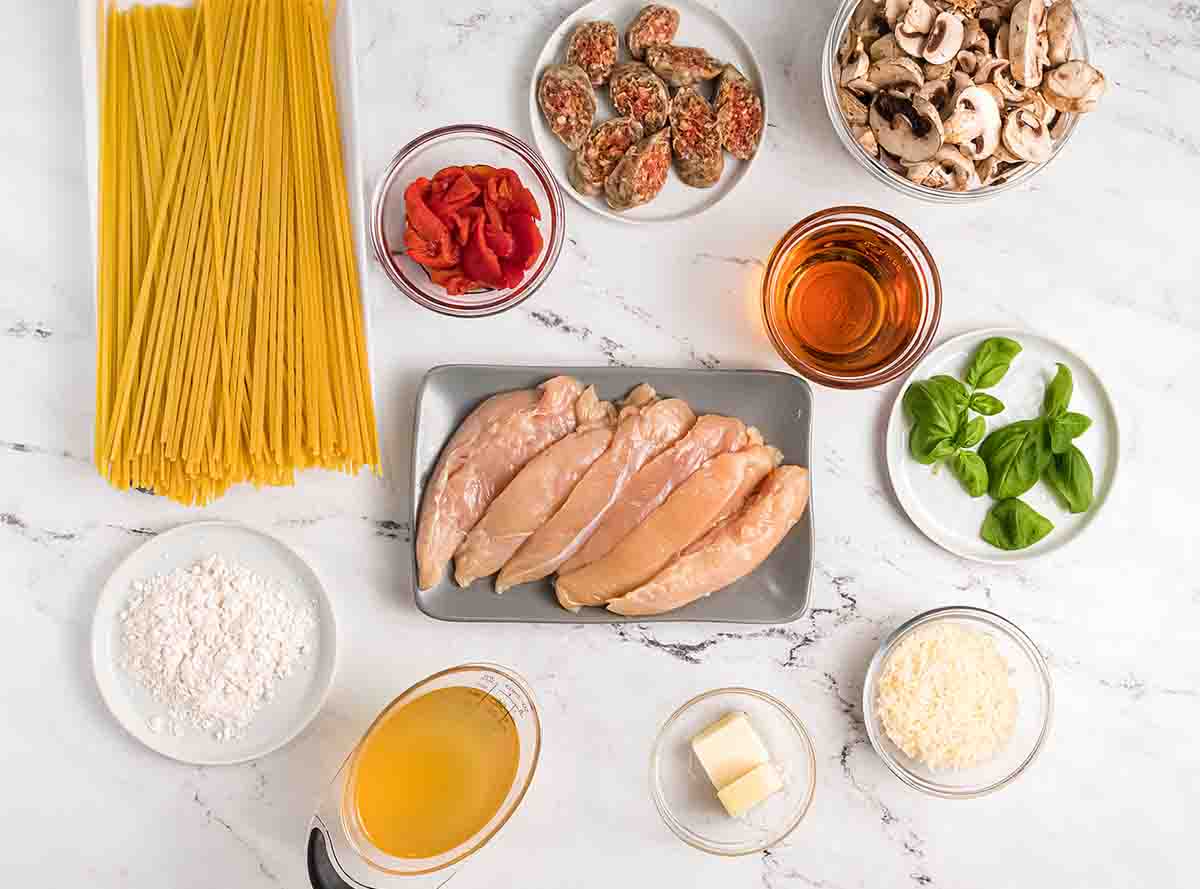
[[351, 686, 520, 860], [765, 223, 921, 375]]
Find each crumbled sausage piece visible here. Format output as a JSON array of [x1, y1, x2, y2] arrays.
[[566, 21, 619, 87], [626, 5, 680, 61], [538, 64, 598, 150], [605, 128, 672, 210], [669, 86, 724, 188], [715, 65, 764, 160], [609, 62, 672, 133], [570, 117, 645, 196], [645, 44, 724, 88]]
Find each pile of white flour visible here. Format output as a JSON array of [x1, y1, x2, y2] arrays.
[[118, 554, 316, 742]]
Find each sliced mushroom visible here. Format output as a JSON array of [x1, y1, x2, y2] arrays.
[[963, 18, 990, 53], [885, 0, 912, 28], [1041, 59, 1106, 112], [1016, 90, 1055, 124], [993, 141, 1023, 163], [943, 84, 1002, 158], [918, 78, 954, 119], [979, 4, 1004, 38], [992, 65, 1029, 103], [975, 153, 1002, 184], [932, 146, 983, 190], [995, 22, 1010, 59], [1002, 107, 1053, 161], [904, 159, 946, 188], [846, 76, 881, 96], [870, 33, 903, 60], [1045, 0, 1075, 65], [956, 49, 982, 75], [869, 89, 945, 161], [838, 87, 871, 126], [838, 30, 861, 67], [974, 55, 1009, 85], [868, 57, 925, 89], [979, 82, 1007, 109], [851, 0, 886, 35], [923, 58, 956, 80], [1009, 0, 1045, 86], [923, 13, 966, 64], [895, 22, 929, 56], [840, 44, 871, 84], [903, 0, 938, 33], [853, 125, 881, 157]]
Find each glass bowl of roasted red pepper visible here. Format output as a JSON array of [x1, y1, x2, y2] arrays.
[[371, 124, 566, 317]]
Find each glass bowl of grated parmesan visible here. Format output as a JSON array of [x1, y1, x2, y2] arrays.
[[863, 606, 1053, 798]]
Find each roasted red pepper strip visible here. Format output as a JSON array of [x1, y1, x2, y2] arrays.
[[485, 223, 516, 258], [465, 164, 499, 187], [507, 212, 543, 270], [461, 211, 504, 287], [404, 178, 450, 243], [404, 227, 460, 269], [430, 266, 478, 295]]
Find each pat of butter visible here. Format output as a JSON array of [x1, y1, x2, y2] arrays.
[[717, 762, 784, 818], [690, 712, 770, 790]]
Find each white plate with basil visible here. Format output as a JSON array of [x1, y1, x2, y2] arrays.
[[886, 329, 1119, 563]]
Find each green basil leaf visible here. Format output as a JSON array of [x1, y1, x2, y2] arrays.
[[965, 337, 1023, 389], [1042, 363, 1074, 417], [951, 450, 988, 498], [903, 376, 967, 439], [1047, 411, 1092, 454], [909, 423, 958, 464], [955, 415, 986, 449], [981, 499, 1055, 550], [969, 393, 1005, 416], [1044, 445, 1095, 513], [979, 418, 1052, 500]]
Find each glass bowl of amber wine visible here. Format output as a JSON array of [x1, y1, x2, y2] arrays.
[[761, 206, 941, 389]]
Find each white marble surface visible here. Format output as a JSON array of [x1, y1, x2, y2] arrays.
[[3, 0, 1198, 886]]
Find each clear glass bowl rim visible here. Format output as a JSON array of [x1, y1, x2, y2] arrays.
[[760, 205, 943, 389], [863, 605, 1054, 799], [649, 686, 818, 856], [369, 123, 567, 318], [339, 662, 542, 876], [821, 0, 1091, 204]]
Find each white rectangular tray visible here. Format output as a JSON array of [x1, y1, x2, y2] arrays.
[[77, 0, 377, 464]]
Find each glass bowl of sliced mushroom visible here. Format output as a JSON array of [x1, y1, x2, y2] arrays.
[[823, 0, 1107, 201]]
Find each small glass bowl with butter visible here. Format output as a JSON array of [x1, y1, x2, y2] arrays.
[[650, 688, 816, 856]]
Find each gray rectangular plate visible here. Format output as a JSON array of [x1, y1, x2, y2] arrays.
[[411, 366, 814, 624]]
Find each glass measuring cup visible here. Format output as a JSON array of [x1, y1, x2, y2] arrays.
[[308, 664, 541, 888]]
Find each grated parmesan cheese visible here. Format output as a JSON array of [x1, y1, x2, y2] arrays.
[[875, 622, 1018, 771]]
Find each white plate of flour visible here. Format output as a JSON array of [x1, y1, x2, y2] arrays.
[[91, 521, 337, 765], [886, 329, 1119, 564]]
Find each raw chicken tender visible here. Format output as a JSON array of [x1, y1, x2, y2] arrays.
[[607, 466, 811, 617], [453, 388, 618, 587], [496, 391, 696, 592], [416, 376, 583, 590], [561, 416, 755, 574], [555, 445, 781, 611]]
